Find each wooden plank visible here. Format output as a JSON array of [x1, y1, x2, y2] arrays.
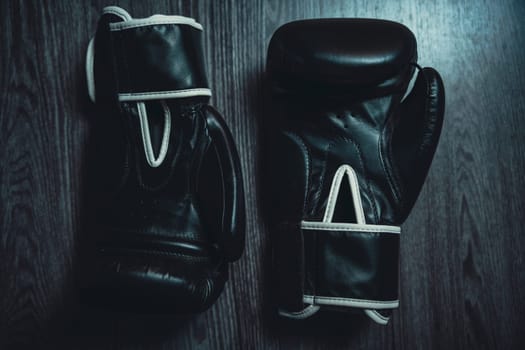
[[0, 0, 524, 349]]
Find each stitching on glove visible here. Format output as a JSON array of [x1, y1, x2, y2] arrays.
[[283, 131, 311, 214]]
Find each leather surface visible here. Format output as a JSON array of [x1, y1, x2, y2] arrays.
[[265, 19, 445, 318], [303, 229, 399, 301], [267, 19, 416, 98], [111, 24, 209, 94], [82, 8, 245, 313]]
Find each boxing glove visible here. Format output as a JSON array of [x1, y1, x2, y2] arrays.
[[265, 19, 444, 324], [82, 6, 245, 312]]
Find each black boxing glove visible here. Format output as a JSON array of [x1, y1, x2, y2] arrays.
[[265, 19, 444, 324], [82, 6, 245, 312]]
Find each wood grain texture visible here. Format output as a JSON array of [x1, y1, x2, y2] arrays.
[[1, 0, 524, 349]]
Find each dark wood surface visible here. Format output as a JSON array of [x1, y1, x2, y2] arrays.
[[1, 0, 524, 349]]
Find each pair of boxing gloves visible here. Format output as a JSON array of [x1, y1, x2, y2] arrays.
[[81, 6, 444, 325]]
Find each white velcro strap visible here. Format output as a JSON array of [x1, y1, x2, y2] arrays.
[[109, 15, 203, 31], [86, 38, 96, 102], [299, 164, 399, 325], [137, 101, 171, 168], [364, 310, 390, 325], [102, 6, 133, 21], [301, 163, 400, 234], [119, 89, 212, 102], [102, 6, 202, 31], [278, 305, 320, 320], [301, 221, 400, 234], [303, 295, 399, 309]]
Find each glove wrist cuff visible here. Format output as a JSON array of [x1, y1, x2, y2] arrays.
[[277, 165, 401, 324], [301, 221, 400, 304], [277, 221, 400, 324]]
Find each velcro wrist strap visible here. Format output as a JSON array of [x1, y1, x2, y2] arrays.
[[301, 221, 400, 309], [276, 165, 400, 324], [110, 20, 210, 101], [90, 14, 211, 103]]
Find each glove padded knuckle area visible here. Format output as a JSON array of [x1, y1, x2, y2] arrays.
[[267, 18, 417, 97]]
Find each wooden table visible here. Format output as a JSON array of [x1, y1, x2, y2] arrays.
[[1, 1, 523, 349]]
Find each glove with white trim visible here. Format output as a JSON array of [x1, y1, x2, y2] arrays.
[[264, 19, 444, 324], [82, 6, 245, 313]]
